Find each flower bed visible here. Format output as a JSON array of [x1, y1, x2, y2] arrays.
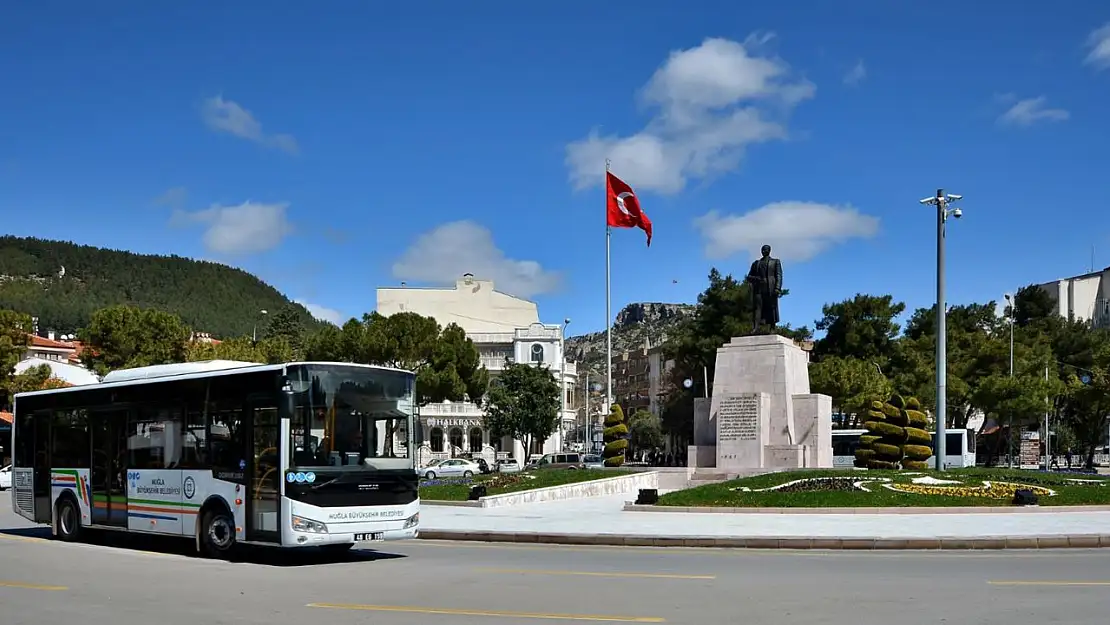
[[656, 468, 1110, 508]]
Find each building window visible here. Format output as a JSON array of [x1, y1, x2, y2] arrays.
[[530, 343, 544, 363], [469, 427, 483, 453], [449, 427, 464, 452], [430, 427, 444, 453]]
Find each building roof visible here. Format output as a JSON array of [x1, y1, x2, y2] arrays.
[[14, 357, 101, 386], [27, 334, 77, 350]]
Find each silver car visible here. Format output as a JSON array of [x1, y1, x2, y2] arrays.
[[421, 458, 481, 480], [582, 454, 604, 469]]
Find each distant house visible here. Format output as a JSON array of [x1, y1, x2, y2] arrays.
[[23, 333, 80, 364]]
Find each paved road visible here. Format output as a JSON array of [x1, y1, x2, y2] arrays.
[[2, 497, 1109, 625]]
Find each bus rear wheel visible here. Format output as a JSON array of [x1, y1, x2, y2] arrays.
[[55, 498, 82, 542], [199, 509, 236, 558]]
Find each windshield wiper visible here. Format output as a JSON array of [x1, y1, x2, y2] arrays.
[[310, 476, 342, 490]]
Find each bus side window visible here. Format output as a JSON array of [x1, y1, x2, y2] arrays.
[[180, 406, 208, 468]]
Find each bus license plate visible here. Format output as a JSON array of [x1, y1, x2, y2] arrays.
[[354, 533, 383, 542]]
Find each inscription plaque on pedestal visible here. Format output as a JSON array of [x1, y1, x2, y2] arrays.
[[717, 394, 759, 442], [714, 392, 769, 469]]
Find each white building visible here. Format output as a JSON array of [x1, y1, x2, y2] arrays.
[[1034, 267, 1110, 329], [376, 274, 577, 464]]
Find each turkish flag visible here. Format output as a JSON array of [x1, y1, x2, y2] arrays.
[[606, 171, 652, 246]]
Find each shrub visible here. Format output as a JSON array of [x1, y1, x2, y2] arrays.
[[602, 403, 628, 467], [856, 394, 933, 469]]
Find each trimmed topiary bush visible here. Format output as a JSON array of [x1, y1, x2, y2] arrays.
[[602, 403, 628, 467], [856, 394, 933, 470]]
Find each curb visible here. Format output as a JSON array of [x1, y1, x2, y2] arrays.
[[417, 530, 1110, 550], [622, 503, 1110, 514]]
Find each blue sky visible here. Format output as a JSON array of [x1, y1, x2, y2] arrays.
[[2, 2, 1109, 336]]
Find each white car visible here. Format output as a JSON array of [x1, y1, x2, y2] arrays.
[[496, 459, 521, 473], [0, 465, 11, 490], [421, 458, 481, 480]]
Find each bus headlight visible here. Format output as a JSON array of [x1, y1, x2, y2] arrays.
[[403, 512, 419, 529], [291, 515, 328, 534]]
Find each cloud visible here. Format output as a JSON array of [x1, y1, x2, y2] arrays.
[[843, 59, 866, 86], [153, 186, 187, 208], [295, 299, 346, 325], [997, 96, 1069, 127], [171, 201, 294, 255], [1085, 22, 1110, 69], [200, 95, 299, 154], [565, 34, 815, 195], [693, 201, 880, 262], [391, 220, 562, 299]]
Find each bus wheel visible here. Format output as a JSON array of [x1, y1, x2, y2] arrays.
[[200, 509, 236, 558], [56, 498, 82, 542]]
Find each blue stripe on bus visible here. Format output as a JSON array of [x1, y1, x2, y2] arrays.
[[127, 512, 178, 521], [51, 483, 75, 488]]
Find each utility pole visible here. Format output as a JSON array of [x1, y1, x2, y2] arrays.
[[918, 189, 964, 471], [1005, 292, 1014, 468]]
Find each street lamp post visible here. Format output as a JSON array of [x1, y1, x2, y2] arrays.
[[919, 189, 964, 471], [1004, 292, 1015, 467], [560, 318, 570, 451], [253, 309, 268, 344]]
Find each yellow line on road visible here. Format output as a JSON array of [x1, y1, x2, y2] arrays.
[[477, 567, 715, 580], [307, 602, 665, 622], [0, 533, 46, 543], [989, 580, 1110, 587], [0, 581, 68, 591]]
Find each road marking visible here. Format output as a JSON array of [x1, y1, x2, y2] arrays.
[[307, 602, 665, 622], [477, 567, 715, 580], [0, 581, 68, 591], [989, 580, 1110, 587], [0, 533, 47, 543]]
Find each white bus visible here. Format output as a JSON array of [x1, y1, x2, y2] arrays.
[[832, 428, 977, 469], [9, 360, 420, 558]]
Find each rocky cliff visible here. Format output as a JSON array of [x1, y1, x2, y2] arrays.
[[566, 302, 694, 389]]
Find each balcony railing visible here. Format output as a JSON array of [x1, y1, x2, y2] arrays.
[[420, 402, 485, 417], [467, 332, 515, 344]]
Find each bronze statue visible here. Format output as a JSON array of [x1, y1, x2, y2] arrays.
[[745, 244, 782, 331]]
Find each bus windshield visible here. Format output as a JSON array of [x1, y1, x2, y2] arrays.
[[286, 363, 414, 471]]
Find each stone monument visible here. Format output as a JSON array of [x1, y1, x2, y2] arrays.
[[688, 245, 833, 472]]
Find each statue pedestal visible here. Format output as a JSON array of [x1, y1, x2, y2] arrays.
[[707, 334, 833, 471]]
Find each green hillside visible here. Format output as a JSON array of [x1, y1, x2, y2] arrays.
[[0, 236, 322, 337]]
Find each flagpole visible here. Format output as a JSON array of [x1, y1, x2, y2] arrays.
[[605, 159, 613, 413]]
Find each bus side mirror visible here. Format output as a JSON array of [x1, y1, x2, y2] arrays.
[[280, 391, 295, 420]]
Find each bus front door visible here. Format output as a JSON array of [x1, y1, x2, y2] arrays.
[[89, 409, 128, 527], [245, 401, 280, 543]]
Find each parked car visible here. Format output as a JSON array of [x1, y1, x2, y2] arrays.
[[0, 464, 11, 490], [496, 459, 521, 473], [421, 458, 481, 480], [582, 454, 604, 469], [531, 452, 586, 470]]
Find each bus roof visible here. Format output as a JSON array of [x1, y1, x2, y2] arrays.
[[13, 361, 415, 399]]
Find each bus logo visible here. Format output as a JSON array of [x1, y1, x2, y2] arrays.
[[127, 471, 140, 488], [183, 477, 196, 499], [286, 472, 297, 483]]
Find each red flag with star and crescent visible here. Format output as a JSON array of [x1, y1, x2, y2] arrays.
[[606, 171, 652, 247]]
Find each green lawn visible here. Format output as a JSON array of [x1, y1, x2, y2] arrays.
[[420, 469, 631, 501], [656, 468, 1110, 508]]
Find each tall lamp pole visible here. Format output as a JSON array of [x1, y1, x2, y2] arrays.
[[560, 318, 570, 451], [1004, 292, 1015, 468], [919, 189, 964, 471]]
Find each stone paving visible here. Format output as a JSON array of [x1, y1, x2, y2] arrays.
[[421, 493, 1110, 546]]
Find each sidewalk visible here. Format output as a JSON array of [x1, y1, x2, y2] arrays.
[[420, 494, 1110, 549]]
